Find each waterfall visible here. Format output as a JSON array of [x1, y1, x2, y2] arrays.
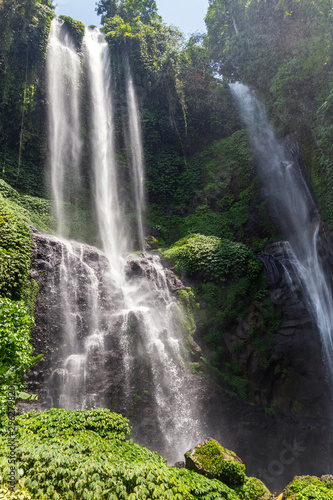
[[45, 19, 202, 463], [230, 82, 333, 385], [126, 64, 146, 250], [47, 19, 82, 237], [83, 28, 127, 279]]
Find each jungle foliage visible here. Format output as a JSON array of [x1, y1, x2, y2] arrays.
[[0, 186, 44, 425], [205, 0, 333, 227], [0, 407, 273, 500], [0, 0, 55, 190]]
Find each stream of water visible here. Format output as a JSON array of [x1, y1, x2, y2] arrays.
[[45, 18, 201, 462], [230, 82, 333, 384]]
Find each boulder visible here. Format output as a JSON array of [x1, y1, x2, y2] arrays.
[[281, 475, 333, 499], [185, 438, 246, 487]]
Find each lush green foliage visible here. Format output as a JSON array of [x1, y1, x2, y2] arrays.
[[283, 475, 333, 499], [0, 149, 45, 198], [0, 179, 97, 245], [0, 185, 44, 425], [58, 16, 85, 47], [188, 439, 246, 487], [97, 0, 160, 25], [0, 298, 35, 386], [234, 477, 270, 500], [0, 0, 55, 175], [147, 131, 277, 248], [163, 234, 263, 284], [16, 408, 131, 440], [163, 234, 280, 398], [0, 408, 251, 499], [0, 195, 32, 300], [0, 297, 41, 431], [205, 0, 333, 228], [0, 180, 55, 233]]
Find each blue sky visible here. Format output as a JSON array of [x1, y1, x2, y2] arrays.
[[55, 0, 208, 34]]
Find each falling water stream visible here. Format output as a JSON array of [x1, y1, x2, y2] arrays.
[[47, 19, 82, 237], [46, 19, 201, 462], [126, 63, 146, 250], [230, 82, 333, 384]]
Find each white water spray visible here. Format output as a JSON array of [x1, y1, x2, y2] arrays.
[[126, 65, 146, 250], [47, 19, 82, 237], [83, 28, 127, 279], [46, 19, 202, 462], [230, 82, 333, 383]]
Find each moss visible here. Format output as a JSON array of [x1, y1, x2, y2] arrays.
[[177, 288, 197, 337], [22, 279, 39, 317], [0, 179, 55, 233], [188, 438, 246, 487], [163, 233, 263, 285], [0, 195, 32, 300], [292, 400, 303, 414], [145, 235, 160, 249], [58, 15, 85, 48], [283, 475, 333, 499], [235, 477, 271, 499]]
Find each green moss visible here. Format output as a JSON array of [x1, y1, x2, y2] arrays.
[[22, 279, 39, 317], [0, 195, 32, 301], [58, 15, 85, 48], [283, 475, 333, 499], [235, 477, 271, 500], [292, 400, 303, 414], [177, 288, 198, 337], [163, 234, 263, 284], [0, 179, 55, 233], [189, 438, 246, 487]]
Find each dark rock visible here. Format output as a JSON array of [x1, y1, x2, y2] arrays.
[[189, 338, 202, 361], [35, 259, 53, 271], [174, 461, 185, 468], [20, 226, 333, 492], [185, 438, 246, 487]]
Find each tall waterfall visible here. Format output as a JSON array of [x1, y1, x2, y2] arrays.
[[47, 19, 82, 237], [230, 82, 333, 384], [83, 28, 127, 278], [45, 19, 202, 463], [126, 65, 145, 250]]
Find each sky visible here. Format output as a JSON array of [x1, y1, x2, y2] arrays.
[[55, 0, 208, 35]]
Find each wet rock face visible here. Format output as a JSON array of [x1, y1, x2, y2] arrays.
[[23, 229, 211, 462], [24, 226, 123, 410], [217, 240, 331, 417], [22, 227, 333, 491], [258, 242, 330, 413]]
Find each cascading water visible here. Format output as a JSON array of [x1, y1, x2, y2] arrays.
[[45, 19, 202, 463], [230, 82, 333, 385], [126, 64, 146, 250], [83, 28, 127, 278], [47, 19, 82, 237]]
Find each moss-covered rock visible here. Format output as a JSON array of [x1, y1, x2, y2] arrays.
[[163, 233, 263, 284], [185, 438, 246, 487], [282, 475, 333, 499], [145, 235, 160, 249], [58, 15, 85, 48], [235, 477, 271, 500]]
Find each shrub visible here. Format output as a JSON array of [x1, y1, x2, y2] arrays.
[[0, 408, 241, 499], [0, 196, 32, 301]]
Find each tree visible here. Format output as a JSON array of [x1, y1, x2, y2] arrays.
[[95, 0, 118, 23], [96, 0, 159, 25]]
